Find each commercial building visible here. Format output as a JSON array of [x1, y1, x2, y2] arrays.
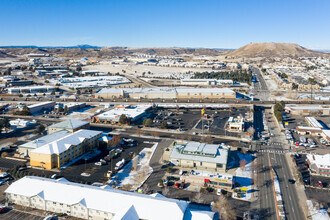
[[285, 105, 330, 116], [321, 130, 330, 142], [7, 86, 55, 94], [296, 126, 323, 136], [8, 80, 34, 87], [170, 141, 229, 172], [305, 117, 324, 129], [30, 129, 102, 169], [93, 105, 153, 124], [18, 130, 71, 157], [9, 119, 32, 129], [5, 176, 214, 220], [180, 170, 233, 190], [57, 76, 131, 89], [54, 102, 86, 112], [26, 101, 56, 114], [48, 119, 90, 134], [226, 117, 245, 132], [180, 79, 233, 86], [306, 154, 330, 177], [96, 87, 236, 100]]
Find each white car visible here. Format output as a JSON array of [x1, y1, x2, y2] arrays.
[[51, 174, 57, 179], [217, 189, 222, 195]]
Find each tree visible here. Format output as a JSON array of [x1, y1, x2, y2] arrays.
[[136, 129, 143, 137], [63, 106, 68, 114], [212, 195, 236, 220], [119, 114, 128, 124], [35, 124, 45, 134], [51, 91, 55, 95], [76, 66, 82, 72], [193, 192, 205, 204], [109, 136, 122, 148], [150, 131, 159, 137], [58, 105, 64, 112], [239, 159, 247, 171], [132, 153, 138, 171], [1, 152, 8, 158], [247, 126, 255, 137], [160, 121, 168, 129], [76, 89, 81, 95], [143, 118, 153, 127]]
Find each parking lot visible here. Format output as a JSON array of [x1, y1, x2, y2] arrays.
[[294, 154, 330, 206], [144, 107, 249, 136], [283, 114, 330, 152], [27, 135, 158, 185], [0, 209, 44, 220]]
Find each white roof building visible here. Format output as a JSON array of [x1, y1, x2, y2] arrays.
[[97, 105, 152, 122], [5, 176, 214, 220], [31, 129, 102, 155]]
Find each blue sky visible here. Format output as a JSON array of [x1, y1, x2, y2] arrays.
[[0, 0, 329, 49]]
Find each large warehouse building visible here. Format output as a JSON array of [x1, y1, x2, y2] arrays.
[[96, 87, 236, 99]]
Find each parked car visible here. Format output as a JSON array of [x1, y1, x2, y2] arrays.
[[95, 162, 103, 166], [317, 181, 323, 187], [0, 206, 10, 213], [51, 174, 57, 179], [217, 188, 222, 195]]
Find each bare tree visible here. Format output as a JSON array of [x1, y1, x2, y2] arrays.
[[132, 153, 138, 171], [247, 126, 255, 138], [121, 184, 133, 191], [240, 159, 247, 171], [136, 129, 143, 137], [212, 195, 236, 220], [193, 192, 205, 204], [150, 131, 159, 137], [163, 186, 171, 197], [109, 135, 122, 148]]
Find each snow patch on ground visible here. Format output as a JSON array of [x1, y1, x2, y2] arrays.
[[108, 143, 157, 191], [306, 200, 330, 220], [232, 152, 253, 201]]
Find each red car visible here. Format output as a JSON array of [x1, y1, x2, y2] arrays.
[[174, 183, 180, 188], [0, 206, 10, 213], [317, 181, 323, 187]]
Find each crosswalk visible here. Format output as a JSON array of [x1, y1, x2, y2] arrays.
[[257, 149, 288, 154], [270, 142, 282, 146]]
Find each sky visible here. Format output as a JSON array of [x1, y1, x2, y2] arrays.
[[0, 0, 329, 49]]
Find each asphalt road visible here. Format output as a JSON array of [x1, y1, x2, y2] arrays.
[[261, 107, 305, 220], [252, 67, 270, 101]]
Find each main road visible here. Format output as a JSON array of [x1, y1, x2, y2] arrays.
[[255, 106, 305, 220]]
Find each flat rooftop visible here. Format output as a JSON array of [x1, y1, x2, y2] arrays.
[[170, 142, 229, 164]]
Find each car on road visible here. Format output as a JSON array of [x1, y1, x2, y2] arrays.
[[217, 188, 222, 195], [43, 215, 58, 220], [317, 181, 323, 187], [288, 179, 296, 184]]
